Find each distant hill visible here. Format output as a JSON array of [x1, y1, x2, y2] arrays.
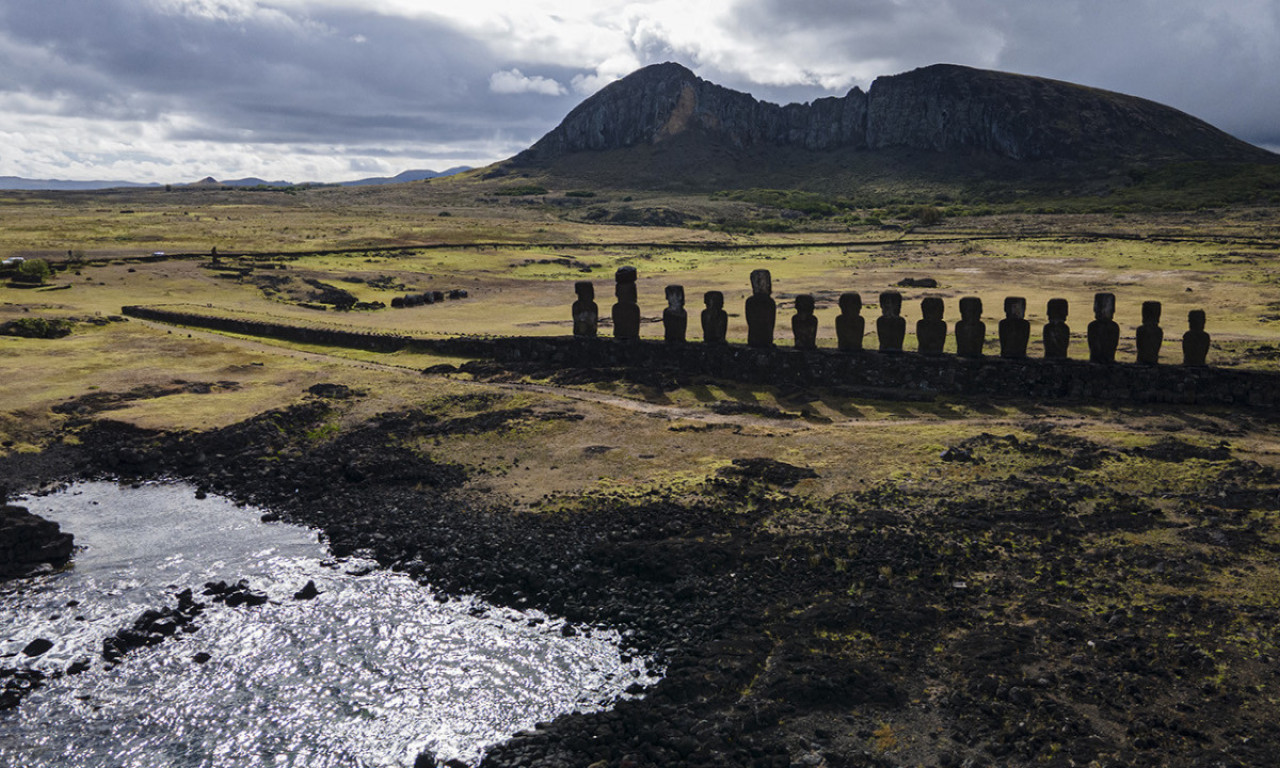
[[187, 168, 473, 187], [184, 176, 294, 188], [339, 168, 472, 186], [0, 167, 472, 191], [510, 62, 1276, 190], [0, 176, 160, 191]]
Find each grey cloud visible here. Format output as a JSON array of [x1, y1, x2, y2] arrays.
[[983, 1, 1280, 143], [1, 0, 1275, 182], [732, 0, 1004, 76], [0, 0, 583, 149]]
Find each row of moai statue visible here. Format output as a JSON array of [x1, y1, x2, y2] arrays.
[[571, 267, 1212, 366]]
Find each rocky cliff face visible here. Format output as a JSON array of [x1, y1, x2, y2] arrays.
[[515, 62, 1273, 166]]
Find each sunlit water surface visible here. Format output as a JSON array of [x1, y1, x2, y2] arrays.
[[0, 482, 655, 767]]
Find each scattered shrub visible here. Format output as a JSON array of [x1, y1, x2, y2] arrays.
[[493, 184, 549, 197], [1, 317, 73, 339], [908, 205, 943, 225], [12, 258, 53, 285]]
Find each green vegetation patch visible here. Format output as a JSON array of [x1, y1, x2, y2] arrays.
[[493, 184, 550, 197], [1, 317, 73, 338], [712, 188, 853, 216]]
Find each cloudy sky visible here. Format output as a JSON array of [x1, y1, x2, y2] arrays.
[[1, 0, 1276, 183]]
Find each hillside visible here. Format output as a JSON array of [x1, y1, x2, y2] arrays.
[[508, 62, 1276, 192]]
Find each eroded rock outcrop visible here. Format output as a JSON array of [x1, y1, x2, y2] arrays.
[[0, 503, 74, 578], [516, 62, 1272, 166]]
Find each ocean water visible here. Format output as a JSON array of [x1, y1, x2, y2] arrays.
[[0, 482, 655, 767]]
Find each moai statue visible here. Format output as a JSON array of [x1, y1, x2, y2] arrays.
[[999, 296, 1031, 359], [1087, 292, 1120, 364], [835, 292, 864, 352], [1043, 298, 1070, 360], [611, 266, 641, 341], [663, 285, 688, 343], [701, 290, 728, 344], [877, 291, 905, 353], [954, 297, 985, 357], [1135, 300, 1163, 365], [916, 297, 947, 355], [1182, 309, 1210, 366], [571, 281, 598, 338], [792, 294, 818, 350], [745, 269, 776, 348]]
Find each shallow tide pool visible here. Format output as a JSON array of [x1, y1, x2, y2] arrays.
[[0, 482, 656, 767]]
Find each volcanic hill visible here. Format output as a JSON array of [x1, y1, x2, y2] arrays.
[[509, 62, 1276, 191]]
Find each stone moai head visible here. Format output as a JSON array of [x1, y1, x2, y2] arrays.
[[1093, 292, 1115, 321], [1142, 300, 1162, 324], [666, 284, 685, 309], [879, 291, 902, 317], [704, 290, 724, 310], [839, 292, 862, 315], [575, 281, 594, 301], [1004, 296, 1026, 320], [1047, 298, 1069, 322], [921, 297, 944, 321], [615, 266, 637, 303], [795, 294, 815, 314], [1188, 309, 1206, 331], [959, 296, 983, 321], [750, 269, 772, 296]]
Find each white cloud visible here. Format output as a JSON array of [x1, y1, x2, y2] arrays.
[[489, 68, 566, 96]]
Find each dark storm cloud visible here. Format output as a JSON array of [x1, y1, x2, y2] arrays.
[[0, 0, 581, 148]]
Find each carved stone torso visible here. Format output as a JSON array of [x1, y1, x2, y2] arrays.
[[999, 317, 1030, 359]]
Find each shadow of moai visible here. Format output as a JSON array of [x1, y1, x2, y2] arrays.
[[1135, 300, 1163, 364], [664, 285, 687, 344], [612, 266, 641, 341], [701, 291, 728, 344], [1043, 298, 1070, 359], [745, 269, 776, 348], [916, 297, 946, 355], [877, 291, 905, 353], [999, 296, 1030, 359], [1087, 292, 1120, 364], [836, 292, 864, 352], [572, 281, 598, 338], [792, 294, 818, 350], [1183, 309, 1210, 366], [955, 297, 985, 357]]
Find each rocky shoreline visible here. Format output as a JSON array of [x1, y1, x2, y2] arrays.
[[5, 394, 1280, 767], [0, 501, 73, 579]]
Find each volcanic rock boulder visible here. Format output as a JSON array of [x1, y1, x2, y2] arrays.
[[0, 504, 73, 578]]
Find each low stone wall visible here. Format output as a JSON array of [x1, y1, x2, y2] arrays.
[[123, 305, 433, 354], [122, 305, 1280, 408]]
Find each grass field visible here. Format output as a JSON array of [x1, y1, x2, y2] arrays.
[[2, 183, 1279, 484], [7, 181, 1280, 767]]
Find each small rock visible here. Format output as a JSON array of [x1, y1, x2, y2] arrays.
[[66, 658, 91, 675], [293, 580, 321, 600], [22, 638, 54, 657]]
